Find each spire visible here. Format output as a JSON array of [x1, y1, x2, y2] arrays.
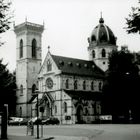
[[101, 12, 103, 19], [99, 12, 104, 23]]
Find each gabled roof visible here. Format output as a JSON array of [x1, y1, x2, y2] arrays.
[[64, 90, 102, 100], [28, 94, 38, 104], [51, 54, 105, 78]]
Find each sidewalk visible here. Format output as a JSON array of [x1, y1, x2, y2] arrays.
[[1, 134, 88, 140], [1, 125, 90, 140]]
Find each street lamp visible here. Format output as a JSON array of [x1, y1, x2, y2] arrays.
[[129, 109, 132, 123], [34, 89, 40, 139]]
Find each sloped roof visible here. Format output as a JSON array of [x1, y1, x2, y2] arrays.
[[28, 94, 38, 104], [51, 54, 105, 78], [64, 90, 102, 100]]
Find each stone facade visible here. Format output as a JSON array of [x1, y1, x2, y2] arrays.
[[30, 52, 103, 124], [14, 22, 44, 118], [15, 17, 117, 124]]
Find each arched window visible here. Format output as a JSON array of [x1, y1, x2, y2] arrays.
[[96, 103, 101, 114], [85, 108, 89, 115], [74, 80, 78, 90], [19, 107, 22, 117], [102, 49, 106, 57], [32, 39, 37, 58], [32, 84, 36, 94], [92, 50, 95, 58], [55, 105, 57, 114], [20, 39, 23, 58], [64, 102, 67, 113], [65, 79, 69, 89], [20, 85, 23, 95], [36, 81, 39, 89], [99, 82, 102, 91], [83, 81, 86, 90], [47, 60, 52, 71], [91, 81, 94, 90], [91, 35, 96, 41]]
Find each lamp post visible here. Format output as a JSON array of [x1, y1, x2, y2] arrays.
[[129, 109, 132, 124], [1, 104, 8, 139], [40, 107, 44, 138], [35, 89, 39, 139], [34, 89, 44, 138]]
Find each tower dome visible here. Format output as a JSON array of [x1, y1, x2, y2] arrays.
[[87, 16, 118, 72], [89, 17, 116, 46]]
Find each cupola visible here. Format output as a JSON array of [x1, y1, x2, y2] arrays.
[[88, 16, 116, 46], [87, 15, 118, 72]]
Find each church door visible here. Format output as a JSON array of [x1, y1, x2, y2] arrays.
[[45, 102, 51, 118], [76, 105, 83, 124]]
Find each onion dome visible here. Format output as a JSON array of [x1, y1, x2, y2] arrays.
[[89, 17, 116, 45]]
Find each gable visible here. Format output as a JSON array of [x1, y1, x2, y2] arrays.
[[38, 52, 60, 77]]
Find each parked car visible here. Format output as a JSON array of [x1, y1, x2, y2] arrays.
[[8, 117, 23, 125], [42, 117, 60, 125], [99, 115, 112, 124], [20, 118, 28, 125], [28, 117, 41, 125]]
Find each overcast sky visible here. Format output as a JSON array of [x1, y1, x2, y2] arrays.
[[0, 0, 139, 71]]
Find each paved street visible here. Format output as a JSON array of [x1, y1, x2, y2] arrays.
[[6, 124, 140, 140]]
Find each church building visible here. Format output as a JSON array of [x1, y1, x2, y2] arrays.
[[14, 16, 117, 124]]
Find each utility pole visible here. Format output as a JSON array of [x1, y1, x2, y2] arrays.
[[36, 93, 39, 139], [34, 89, 44, 139], [1, 104, 8, 139]]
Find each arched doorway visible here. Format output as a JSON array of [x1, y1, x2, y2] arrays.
[[45, 101, 51, 118], [42, 93, 53, 118], [76, 105, 83, 124]]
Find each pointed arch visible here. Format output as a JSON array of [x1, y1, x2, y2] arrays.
[[64, 102, 67, 113], [76, 105, 83, 123], [102, 49, 106, 57], [83, 80, 86, 90], [32, 84, 36, 94], [74, 80, 78, 90], [99, 82, 102, 91], [65, 79, 69, 89], [91, 81, 94, 90], [19, 106, 22, 117], [47, 60, 52, 71], [19, 39, 23, 58], [55, 105, 57, 114], [32, 39, 37, 58], [92, 50, 95, 58]]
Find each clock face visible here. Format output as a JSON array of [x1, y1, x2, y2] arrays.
[[46, 78, 53, 89]]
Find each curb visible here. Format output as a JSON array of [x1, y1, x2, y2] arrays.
[[8, 134, 89, 140]]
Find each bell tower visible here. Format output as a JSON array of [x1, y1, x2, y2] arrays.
[[14, 21, 44, 118], [88, 17, 117, 71]]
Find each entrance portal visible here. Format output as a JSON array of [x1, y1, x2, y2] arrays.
[[76, 105, 83, 124], [45, 102, 51, 118]]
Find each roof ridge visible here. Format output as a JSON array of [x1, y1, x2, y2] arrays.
[[51, 54, 90, 62]]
